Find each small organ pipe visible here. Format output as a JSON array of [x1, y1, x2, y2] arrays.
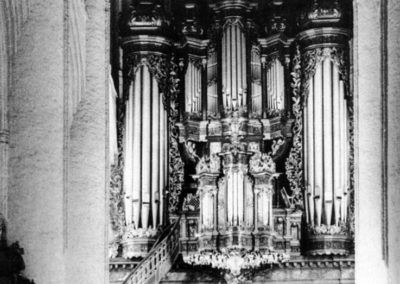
[[241, 32, 246, 105], [159, 105, 165, 226], [304, 102, 309, 224], [314, 63, 323, 226], [227, 26, 231, 107], [227, 172, 233, 225], [238, 171, 243, 225], [232, 25, 237, 100], [323, 58, 333, 225], [269, 190, 273, 228], [151, 78, 160, 228], [141, 66, 151, 229], [233, 171, 238, 225], [333, 64, 341, 225], [132, 68, 142, 228], [307, 75, 315, 225], [340, 81, 347, 221], [278, 63, 284, 109]]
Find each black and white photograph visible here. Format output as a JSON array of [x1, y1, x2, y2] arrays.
[[0, 0, 399, 283]]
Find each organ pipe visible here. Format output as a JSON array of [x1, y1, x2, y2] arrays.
[[313, 62, 323, 227], [132, 69, 141, 227], [142, 65, 151, 229]]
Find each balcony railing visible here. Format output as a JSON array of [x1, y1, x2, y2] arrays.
[[122, 218, 181, 284]]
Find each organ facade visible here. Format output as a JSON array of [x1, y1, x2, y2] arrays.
[[109, 0, 355, 282]]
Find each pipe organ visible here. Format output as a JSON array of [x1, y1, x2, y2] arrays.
[[110, 0, 354, 281]]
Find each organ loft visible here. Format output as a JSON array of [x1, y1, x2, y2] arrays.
[[108, 0, 355, 283]]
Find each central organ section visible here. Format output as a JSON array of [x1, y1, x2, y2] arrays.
[[111, 0, 354, 280]]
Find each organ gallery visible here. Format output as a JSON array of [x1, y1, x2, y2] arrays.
[[108, 0, 355, 283]]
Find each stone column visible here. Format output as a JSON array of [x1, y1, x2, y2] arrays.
[[8, 2, 66, 282]]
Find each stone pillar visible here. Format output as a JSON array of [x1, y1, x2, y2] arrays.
[[8, 1, 66, 283], [66, 0, 108, 282], [7, 1, 109, 283], [355, 0, 399, 283]]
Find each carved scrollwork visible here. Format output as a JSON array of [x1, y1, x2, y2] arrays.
[[109, 113, 126, 258], [168, 57, 185, 213], [125, 54, 169, 104], [307, 222, 349, 236], [285, 44, 303, 206], [302, 47, 349, 105], [109, 156, 125, 236]]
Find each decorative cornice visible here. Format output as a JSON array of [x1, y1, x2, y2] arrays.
[[121, 35, 172, 55], [297, 27, 350, 50]]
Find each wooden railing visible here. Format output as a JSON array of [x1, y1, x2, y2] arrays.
[[122, 218, 181, 284]]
